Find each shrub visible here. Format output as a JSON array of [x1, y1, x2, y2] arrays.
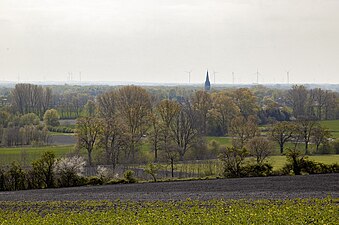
[[281, 152, 339, 175], [243, 163, 273, 177], [54, 156, 86, 187], [87, 176, 103, 185], [124, 170, 137, 183], [31, 151, 56, 188], [7, 162, 27, 191], [144, 163, 162, 182], [96, 166, 112, 183], [219, 146, 249, 178]]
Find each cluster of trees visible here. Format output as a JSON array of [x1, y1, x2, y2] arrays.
[[11, 83, 52, 118], [287, 85, 338, 120], [0, 152, 87, 191], [75, 85, 339, 169], [270, 119, 332, 155], [0, 112, 50, 147], [76, 86, 261, 168]]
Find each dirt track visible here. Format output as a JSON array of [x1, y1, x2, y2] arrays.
[[0, 174, 338, 202]]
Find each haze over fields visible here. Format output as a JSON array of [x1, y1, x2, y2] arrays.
[[1, 0, 339, 84]]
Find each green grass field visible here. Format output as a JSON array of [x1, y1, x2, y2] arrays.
[[0, 145, 76, 166], [206, 136, 232, 146], [321, 120, 339, 138], [0, 198, 337, 224]]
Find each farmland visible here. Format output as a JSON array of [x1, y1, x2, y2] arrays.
[[0, 198, 337, 224], [0, 174, 338, 224]]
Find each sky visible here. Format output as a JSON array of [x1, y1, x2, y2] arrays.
[[0, 0, 339, 84]]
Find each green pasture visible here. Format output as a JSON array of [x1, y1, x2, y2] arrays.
[[267, 154, 339, 170], [0, 198, 337, 224], [321, 120, 339, 138], [206, 136, 232, 146], [163, 154, 339, 177], [0, 145, 76, 166]]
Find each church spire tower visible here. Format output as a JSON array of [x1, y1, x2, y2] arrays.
[[204, 70, 211, 91]]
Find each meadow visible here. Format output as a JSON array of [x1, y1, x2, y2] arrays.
[[321, 120, 339, 138], [0, 145, 76, 166], [0, 198, 337, 224]]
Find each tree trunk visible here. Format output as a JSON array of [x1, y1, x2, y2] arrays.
[[305, 141, 309, 155], [171, 158, 174, 178], [88, 149, 92, 166]]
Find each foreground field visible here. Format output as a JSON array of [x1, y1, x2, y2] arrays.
[[0, 198, 337, 224], [1, 173, 338, 201]]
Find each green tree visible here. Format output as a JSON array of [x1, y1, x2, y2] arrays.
[[43, 109, 60, 127], [230, 115, 259, 149], [219, 146, 249, 178], [232, 88, 258, 118], [210, 92, 240, 136], [32, 151, 56, 188]]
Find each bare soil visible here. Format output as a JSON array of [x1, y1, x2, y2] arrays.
[[0, 174, 338, 202]]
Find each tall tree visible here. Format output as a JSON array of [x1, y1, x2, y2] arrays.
[[171, 101, 200, 161], [191, 90, 212, 135], [232, 88, 258, 118], [210, 92, 240, 136], [270, 121, 296, 154], [116, 86, 152, 161], [76, 117, 101, 166], [230, 115, 259, 148], [287, 85, 309, 119], [295, 117, 319, 154]]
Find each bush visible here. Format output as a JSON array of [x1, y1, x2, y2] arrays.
[[87, 176, 103, 185], [243, 163, 273, 177], [54, 156, 86, 187], [96, 166, 111, 183], [144, 163, 162, 182], [281, 157, 339, 175], [124, 170, 137, 183], [7, 162, 27, 191], [31, 151, 56, 188], [219, 146, 249, 178]]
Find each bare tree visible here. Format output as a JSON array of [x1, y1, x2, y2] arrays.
[[76, 117, 101, 166], [170, 101, 200, 161], [295, 117, 319, 155], [246, 136, 273, 164], [116, 86, 152, 161], [270, 121, 296, 154]]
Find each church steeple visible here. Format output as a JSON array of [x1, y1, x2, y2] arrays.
[[204, 70, 211, 91]]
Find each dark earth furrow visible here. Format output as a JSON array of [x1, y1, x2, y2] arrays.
[[0, 174, 338, 202]]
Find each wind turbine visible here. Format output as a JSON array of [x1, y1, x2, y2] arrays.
[[254, 69, 261, 84], [232, 72, 235, 85], [185, 70, 192, 84], [286, 69, 291, 85]]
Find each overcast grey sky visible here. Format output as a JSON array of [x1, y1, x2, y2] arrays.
[[1, 0, 339, 84]]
